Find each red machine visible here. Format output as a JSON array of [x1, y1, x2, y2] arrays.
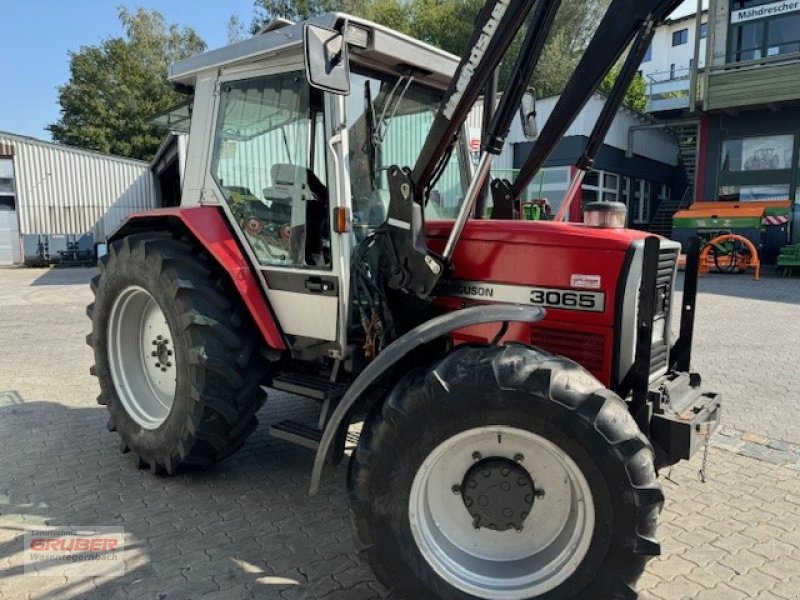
[[87, 2, 720, 598]]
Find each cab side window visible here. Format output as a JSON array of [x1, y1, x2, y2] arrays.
[[211, 72, 330, 268]]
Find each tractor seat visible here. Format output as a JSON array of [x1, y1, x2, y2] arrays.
[[263, 163, 326, 207], [261, 163, 330, 267]]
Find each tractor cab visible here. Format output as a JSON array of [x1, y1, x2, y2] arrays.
[[166, 14, 470, 348]]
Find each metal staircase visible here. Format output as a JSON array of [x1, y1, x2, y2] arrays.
[[649, 121, 699, 238]]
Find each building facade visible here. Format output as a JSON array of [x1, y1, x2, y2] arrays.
[[468, 93, 683, 228], [643, 0, 800, 249], [0, 132, 159, 265]]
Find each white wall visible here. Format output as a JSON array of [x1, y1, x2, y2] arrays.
[[641, 0, 709, 82]]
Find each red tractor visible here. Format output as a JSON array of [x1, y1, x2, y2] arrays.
[[87, 1, 720, 598]]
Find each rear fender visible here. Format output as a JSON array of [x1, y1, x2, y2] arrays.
[[108, 206, 287, 351], [309, 304, 546, 494]]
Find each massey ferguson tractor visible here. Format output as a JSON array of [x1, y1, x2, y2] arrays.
[[87, 1, 721, 598]]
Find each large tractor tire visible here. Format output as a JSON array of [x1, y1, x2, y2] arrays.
[[87, 233, 270, 474], [349, 344, 663, 600]]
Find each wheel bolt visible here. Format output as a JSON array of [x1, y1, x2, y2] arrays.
[[535, 489, 545, 499], [152, 340, 158, 346], [161, 367, 167, 372], [157, 335, 163, 340], [167, 350, 173, 356], [155, 362, 161, 368], [514, 453, 524, 462], [472, 452, 482, 461], [151, 351, 157, 357], [166, 362, 172, 367], [452, 485, 461, 495]]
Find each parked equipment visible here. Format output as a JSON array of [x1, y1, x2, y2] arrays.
[[699, 233, 761, 280], [673, 200, 792, 264], [777, 244, 800, 276], [87, 2, 720, 599]]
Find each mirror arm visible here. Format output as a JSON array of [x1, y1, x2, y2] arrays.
[[483, 0, 563, 155]]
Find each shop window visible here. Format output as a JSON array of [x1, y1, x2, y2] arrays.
[[620, 177, 632, 208], [718, 133, 797, 203], [766, 13, 800, 56], [719, 184, 790, 201], [672, 29, 689, 46], [583, 170, 620, 204], [730, 21, 765, 61], [729, 8, 800, 62], [584, 170, 600, 187], [633, 180, 652, 224], [721, 135, 794, 172]]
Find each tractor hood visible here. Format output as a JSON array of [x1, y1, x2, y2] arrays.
[[426, 219, 660, 253]]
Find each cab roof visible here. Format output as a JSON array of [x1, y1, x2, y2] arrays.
[[168, 13, 461, 91]]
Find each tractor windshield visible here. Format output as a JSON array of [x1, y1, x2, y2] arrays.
[[346, 71, 469, 237]]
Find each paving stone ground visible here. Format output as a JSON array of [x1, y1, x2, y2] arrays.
[[0, 266, 799, 600]]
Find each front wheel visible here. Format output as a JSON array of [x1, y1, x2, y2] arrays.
[[348, 344, 664, 600]]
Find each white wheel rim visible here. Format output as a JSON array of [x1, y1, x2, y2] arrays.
[[107, 286, 177, 429], [408, 426, 595, 599]]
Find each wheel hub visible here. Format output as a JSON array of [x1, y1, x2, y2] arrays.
[[151, 336, 173, 372], [461, 457, 535, 532]]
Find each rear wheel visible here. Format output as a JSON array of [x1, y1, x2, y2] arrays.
[[87, 233, 270, 474], [348, 344, 663, 599]]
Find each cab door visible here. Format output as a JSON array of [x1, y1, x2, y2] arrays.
[[207, 67, 345, 343]]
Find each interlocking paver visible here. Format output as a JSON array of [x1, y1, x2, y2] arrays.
[[0, 266, 799, 599]]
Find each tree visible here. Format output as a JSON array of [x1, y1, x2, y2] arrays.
[[600, 62, 648, 113], [48, 8, 206, 161], [246, 0, 609, 98], [249, 0, 339, 32]]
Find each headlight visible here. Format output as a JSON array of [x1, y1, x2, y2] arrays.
[[583, 201, 627, 229]]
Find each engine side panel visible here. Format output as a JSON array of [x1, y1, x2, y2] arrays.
[[427, 220, 639, 387], [109, 206, 287, 351]]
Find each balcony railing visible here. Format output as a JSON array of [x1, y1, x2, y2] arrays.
[[646, 68, 693, 112]]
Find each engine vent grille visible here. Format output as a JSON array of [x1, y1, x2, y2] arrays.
[[531, 328, 605, 374], [649, 247, 679, 376]]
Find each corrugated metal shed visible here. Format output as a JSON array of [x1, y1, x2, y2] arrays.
[[0, 132, 158, 239]]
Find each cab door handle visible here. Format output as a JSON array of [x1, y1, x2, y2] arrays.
[[305, 278, 333, 293]]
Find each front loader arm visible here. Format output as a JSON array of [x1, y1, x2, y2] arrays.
[[375, 0, 685, 302]]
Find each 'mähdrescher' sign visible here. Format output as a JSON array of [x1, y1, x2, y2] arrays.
[[731, 0, 800, 23]]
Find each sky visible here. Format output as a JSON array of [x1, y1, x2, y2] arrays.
[[0, 0, 708, 142], [0, 1, 255, 140]]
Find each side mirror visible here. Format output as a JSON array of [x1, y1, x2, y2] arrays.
[[519, 89, 538, 140], [304, 24, 351, 95]]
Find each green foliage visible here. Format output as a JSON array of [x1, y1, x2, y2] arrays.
[[250, 0, 339, 32], [600, 62, 648, 113], [48, 7, 206, 161], [247, 0, 609, 98]]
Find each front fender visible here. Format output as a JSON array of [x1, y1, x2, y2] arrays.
[[309, 304, 545, 494]]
